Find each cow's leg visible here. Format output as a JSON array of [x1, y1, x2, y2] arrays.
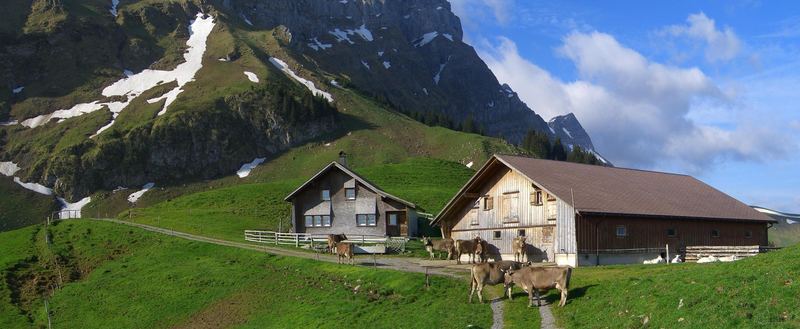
[[507, 286, 513, 300], [477, 282, 484, 303], [528, 289, 536, 308], [469, 277, 476, 303], [535, 289, 541, 307], [456, 251, 462, 265], [560, 287, 568, 307]]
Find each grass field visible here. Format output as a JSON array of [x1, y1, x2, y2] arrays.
[[0, 220, 497, 328], [550, 245, 800, 328]]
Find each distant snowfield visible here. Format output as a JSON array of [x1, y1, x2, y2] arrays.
[[58, 196, 91, 218], [14, 177, 54, 195], [243, 71, 259, 83], [128, 183, 155, 203], [328, 24, 374, 44], [237, 157, 266, 178], [0, 161, 21, 176], [110, 0, 119, 16], [19, 13, 215, 136], [269, 57, 333, 102], [12, 86, 24, 94]]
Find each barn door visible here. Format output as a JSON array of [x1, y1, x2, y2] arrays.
[[386, 212, 406, 237]]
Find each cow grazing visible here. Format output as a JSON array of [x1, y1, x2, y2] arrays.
[[422, 236, 455, 260], [503, 266, 572, 307], [455, 237, 483, 265], [512, 236, 527, 262], [327, 234, 347, 254], [468, 261, 524, 303], [643, 255, 665, 264], [671, 255, 683, 263], [336, 242, 355, 265], [697, 255, 719, 263]]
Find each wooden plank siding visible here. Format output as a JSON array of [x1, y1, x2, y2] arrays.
[[292, 168, 411, 236], [576, 215, 769, 253], [449, 167, 558, 260]]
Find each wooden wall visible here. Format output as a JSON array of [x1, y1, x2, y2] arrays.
[[576, 214, 770, 252], [291, 168, 410, 236], [450, 167, 558, 259]]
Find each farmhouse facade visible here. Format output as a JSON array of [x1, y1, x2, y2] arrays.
[[285, 161, 418, 237], [432, 155, 775, 266]]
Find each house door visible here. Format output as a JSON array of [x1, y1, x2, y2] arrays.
[[386, 212, 407, 236]]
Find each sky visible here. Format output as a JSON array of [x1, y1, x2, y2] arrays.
[[450, 0, 800, 212]]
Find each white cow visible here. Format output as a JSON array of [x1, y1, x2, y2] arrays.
[[671, 255, 683, 263], [696, 255, 720, 263], [643, 255, 666, 264]]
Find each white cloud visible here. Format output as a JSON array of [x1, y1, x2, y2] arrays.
[[477, 31, 792, 171], [450, 0, 513, 25], [663, 12, 742, 63]]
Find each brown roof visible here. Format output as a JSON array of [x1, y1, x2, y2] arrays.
[[434, 155, 773, 224]]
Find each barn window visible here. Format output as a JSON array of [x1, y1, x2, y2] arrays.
[[356, 214, 377, 227], [314, 215, 323, 227], [518, 229, 526, 237], [304, 216, 313, 227], [667, 228, 677, 237], [388, 213, 398, 226], [531, 189, 543, 206], [483, 196, 494, 210], [493, 231, 502, 240], [615, 225, 627, 237], [502, 192, 520, 222], [745, 230, 752, 238], [711, 229, 720, 238], [322, 215, 331, 227], [321, 189, 331, 201], [345, 188, 356, 200], [468, 209, 479, 225]]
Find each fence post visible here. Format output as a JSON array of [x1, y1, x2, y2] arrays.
[[666, 244, 670, 265], [295, 234, 299, 248], [275, 232, 278, 246]]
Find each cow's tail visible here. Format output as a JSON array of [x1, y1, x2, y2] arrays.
[[565, 266, 573, 290]]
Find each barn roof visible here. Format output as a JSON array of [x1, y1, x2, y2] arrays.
[[284, 161, 416, 209], [433, 155, 773, 225]]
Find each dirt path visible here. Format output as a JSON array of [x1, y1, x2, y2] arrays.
[[87, 218, 528, 328], [539, 302, 558, 329]]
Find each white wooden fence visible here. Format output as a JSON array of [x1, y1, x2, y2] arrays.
[[244, 230, 408, 254]]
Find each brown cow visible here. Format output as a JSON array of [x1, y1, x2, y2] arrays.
[[455, 237, 483, 264], [336, 242, 355, 265], [327, 234, 347, 254], [512, 236, 527, 262], [504, 266, 572, 307], [468, 261, 524, 303], [422, 236, 455, 260]]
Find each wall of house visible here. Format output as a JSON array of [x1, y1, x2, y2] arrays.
[[450, 168, 557, 261], [576, 215, 770, 253], [291, 169, 410, 236]]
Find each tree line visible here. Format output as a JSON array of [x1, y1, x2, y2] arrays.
[[521, 130, 603, 165]]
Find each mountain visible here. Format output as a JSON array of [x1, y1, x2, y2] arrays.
[[753, 206, 800, 247], [548, 113, 610, 165], [0, 0, 598, 222]]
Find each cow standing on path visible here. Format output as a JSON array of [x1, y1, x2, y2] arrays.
[[422, 236, 455, 260], [512, 236, 527, 262], [327, 234, 347, 254], [468, 261, 524, 303], [455, 236, 483, 264], [336, 242, 355, 265], [504, 266, 572, 307]]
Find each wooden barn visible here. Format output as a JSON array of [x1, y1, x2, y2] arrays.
[[284, 160, 418, 237], [432, 155, 775, 266]]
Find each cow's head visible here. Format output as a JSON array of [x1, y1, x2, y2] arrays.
[[518, 236, 527, 243], [502, 269, 516, 289], [421, 236, 432, 246], [474, 240, 484, 256]]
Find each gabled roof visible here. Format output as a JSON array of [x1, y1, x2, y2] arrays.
[[284, 161, 416, 209], [434, 155, 773, 225]]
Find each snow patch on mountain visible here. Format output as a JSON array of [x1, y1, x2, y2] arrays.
[[237, 157, 266, 178], [110, 0, 119, 17], [383, 61, 391, 69], [244, 71, 259, 83], [329, 24, 374, 44], [361, 60, 370, 70], [128, 182, 155, 203], [562, 127, 573, 138], [413, 32, 439, 47], [0, 161, 22, 176], [58, 196, 91, 218], [269, 57, 333, 102], [433, 56, 451, 85], [308, 37, 333, 51], [14, 177, 54, 195], [12, 86, 24, 94]]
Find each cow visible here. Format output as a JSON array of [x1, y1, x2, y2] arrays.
[[422, 236, 455, 260], [336, 242, 355, 265], [455, 236, 483, 265], [512, 236, 527, 262], [503, 266, 572, 307], [468, 261, 525, 303], [327, 234, 348, 254]]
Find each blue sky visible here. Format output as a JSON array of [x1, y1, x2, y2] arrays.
[[450, 0, 800, 212]]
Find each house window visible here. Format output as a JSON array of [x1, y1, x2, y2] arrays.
[[356, 214, 377, 227], [493, 231, 502, 240], [616, 225, 627, 237], [502, 192, 520, 222], [483, 196, 494, 210], [711, 229, 720, 238], [306, 215, 331, 227], [667, 228, 677, 237], [468, 209, 478, 226], [518, 229, 526, 237], [389, 213, 398, 226], [531, 189, 543, 206], [745, 230, 752, 238], [345, 188, 356, 200], [321, 189, 331, 201]]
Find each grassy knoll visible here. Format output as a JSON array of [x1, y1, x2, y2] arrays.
[[0, 220, 494, 328], [550, 246, 800, 328]]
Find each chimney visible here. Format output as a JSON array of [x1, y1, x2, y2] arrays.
[[338, 151, 348, 167]]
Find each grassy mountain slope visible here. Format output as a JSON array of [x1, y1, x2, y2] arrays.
[[550, 246, 800, 328], [0, 177, 59, 231], [0, 220, 494, 328]]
